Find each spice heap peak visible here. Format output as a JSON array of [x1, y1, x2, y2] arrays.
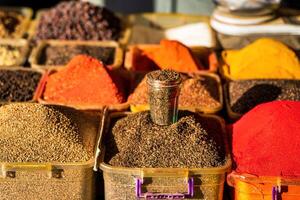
[[222, 38, 300, 80], [232, 100, 300, 177], [44, 55, 125, 106]]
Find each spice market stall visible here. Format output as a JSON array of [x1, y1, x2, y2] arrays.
[[0, 0, 298, 199]]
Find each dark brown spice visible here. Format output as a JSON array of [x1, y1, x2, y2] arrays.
[[105, 111, 225, 168], [39, 45, 115, 66], [35, 1, 121, 41], [0, 70, 41, 102], [229, 79, 300, 114]]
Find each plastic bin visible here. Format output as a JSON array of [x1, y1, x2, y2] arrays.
[[98, 111, 232, 200], [0, 105, 102, 200], [0, 6, 32, 39], [128, 71, 223, 114], [125, 44, 219, 73], [29, 40, 123, 70], [28, 10, 131, 46], [223, 83, 242, 121], [227, 172, 300, 200], [36, 69, 129, 111], [0, 67, 44, 104], [0, 39, 30, 67]]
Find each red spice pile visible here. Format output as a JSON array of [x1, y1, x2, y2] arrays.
[[232, 101, 300, 177], [43, 55, 125, 106]]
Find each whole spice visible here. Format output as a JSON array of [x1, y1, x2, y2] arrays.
[[128, 73, 221, 110], [0, 10, 24, 38], [0, 70, 41, 102], [39, 45, 115, 66], [131, 40, 204, 72], [105, 111, 225, 168], [43, 55, 125, 106], [0, 103, 91, 162], [222, 38, 300, 80], [0, 45, 21, 66], [228, 79, 300, 114], [35, 1, 121, 41], [147, 70, 181, 125], [232, 101, 300, 177]]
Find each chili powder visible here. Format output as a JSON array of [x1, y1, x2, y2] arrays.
[[232, 101, 300, 177], [43, 55, 125, 106]]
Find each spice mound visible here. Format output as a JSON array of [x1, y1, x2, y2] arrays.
[[129, 73, 221, 109], [130, 40, 204, 72], [0, 45, 22, 66], [0, 70, 41, 102], [43, 55, 125, 106], [105, 111, 225, 168], [0, 10, 24, 38], [222, 38, 300, 80], [40, 45, 115, 66], [0, 103, 91, 163], [35, 1, 121, 41], [232, 101, 300, 177], [229, 79, 300, 115]]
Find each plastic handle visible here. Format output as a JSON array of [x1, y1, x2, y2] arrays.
[[135, 177, 194, 199], [272, 186, 281, 200]]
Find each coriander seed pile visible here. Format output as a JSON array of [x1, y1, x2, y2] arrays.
[[0, 103, 91, 163]]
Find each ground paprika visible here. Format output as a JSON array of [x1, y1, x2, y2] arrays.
[[232, 101, 300, 177], [131, 40, 204, 72], [43, 55, 125, 106]]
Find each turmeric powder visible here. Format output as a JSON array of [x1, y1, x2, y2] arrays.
[[222, 38, 300, 80]]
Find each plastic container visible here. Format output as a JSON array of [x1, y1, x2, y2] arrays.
[[223, 83, 242, 121], [0, 67, 44, 104], [216, 32, 300, 50], [36, 69, 129, 111], [0, 105, 102, 200], [29, 40, 123, 70], [28, 10, 131, 46], [99, 111, 232, 200], [128, 13, 216, 49], [0, 39, 30, 67], [227, 172, 300, 200], [0, 6, 33, 38], [129, 72, 224, 114], [125, 44, 219, 73]]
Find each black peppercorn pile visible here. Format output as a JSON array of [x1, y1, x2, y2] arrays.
[[39, 45, 115, 66], [229, 79, 300, 114], [35, 1, 121, 41], [0, 70, 42, 102], [105, 111, 225, 168]]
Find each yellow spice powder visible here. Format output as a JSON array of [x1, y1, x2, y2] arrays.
[[222, 38, 300, 80]]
